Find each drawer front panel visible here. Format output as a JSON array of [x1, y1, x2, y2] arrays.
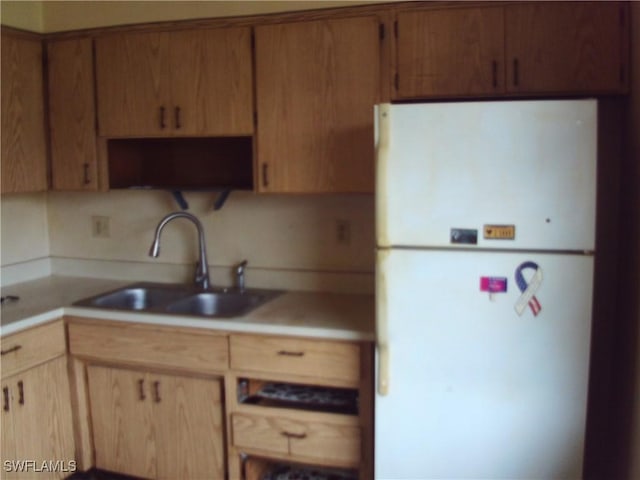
[[230, 334, 360, 385], [68, 321, 228, 373], [232, 413, 361, 465], [1, 320, 66, 377]]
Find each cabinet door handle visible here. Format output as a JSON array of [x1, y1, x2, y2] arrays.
[[513, 58, 520, 87], [0, 345, 21, 356], [174, 106, 181, 129], [3, 387, 9, 412], [138, 379, 146, 401], [159, 106, 166, 129], [277, 350, 305, 357], [261, 163, 269, 188], [17, 381, 24, 405], [83, 163, 91, 185], [281, 431, 307, 440], [492, 61, 498, 88], [153, 381, 161, 403]]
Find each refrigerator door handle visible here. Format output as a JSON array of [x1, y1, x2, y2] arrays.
[[375, 104, 391, 248], [376, 250, 390, 395]]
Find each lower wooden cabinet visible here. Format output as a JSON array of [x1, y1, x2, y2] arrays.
[[1, 356, 76, 479], [87, 365, 225, 480]]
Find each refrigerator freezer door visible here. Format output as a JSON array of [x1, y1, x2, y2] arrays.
[[376, 100, 597, 251], [375, 248, 593, 480]]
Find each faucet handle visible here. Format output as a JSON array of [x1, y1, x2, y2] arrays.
[[236, 260, 248, 293]]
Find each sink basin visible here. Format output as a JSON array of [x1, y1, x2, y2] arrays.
[[74, 282, 281, 318], [88, 286, 187, 311], [166, 291, 277, 318]]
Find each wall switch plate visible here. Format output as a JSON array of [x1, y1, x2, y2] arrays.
[[92, 216, 110, 238]]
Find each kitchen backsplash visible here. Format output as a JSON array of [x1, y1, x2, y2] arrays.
[[2, 190, 375, 292]]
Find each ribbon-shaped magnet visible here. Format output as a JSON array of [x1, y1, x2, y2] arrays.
[[514, 261, 543, 316]]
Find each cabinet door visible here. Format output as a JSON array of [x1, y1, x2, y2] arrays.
[[4, 357, 75, 480], [1, 381, 17, 474], [1, 32, 47, 194], [170, 28, 253, 136], [395, 7, 504, 98], [154, 374, 225, 480], [95, 31, 171, 136], [48, 38, 98, 190], [505, 2, 627, 94], [255, 16, 380, 193], [87, 366, 156, 479]]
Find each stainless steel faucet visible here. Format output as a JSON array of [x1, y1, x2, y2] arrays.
[[236, 260, 248, 293], [148, 212, 211, 290]]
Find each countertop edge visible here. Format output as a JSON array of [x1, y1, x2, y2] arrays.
[[2, 305, 375, 342]]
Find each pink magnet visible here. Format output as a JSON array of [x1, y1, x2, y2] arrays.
[[480, 277, 508, 293]]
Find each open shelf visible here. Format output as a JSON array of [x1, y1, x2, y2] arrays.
[[237, 378, 359, 416], [107, 137, 253, 190]]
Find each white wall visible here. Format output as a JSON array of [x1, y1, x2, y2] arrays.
[[46, 190, 375, 291], [0, 193, 50, 265], [0, 193, 51, 283], [0, 1, 43, 32], [40, 1, 386, 33]]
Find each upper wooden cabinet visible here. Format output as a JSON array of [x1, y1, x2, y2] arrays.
[[47, 38, 99, 191], [396, 7, 504, 98], [1, 31, 48, 194], [255, 15, 381, 193], [95, 27, 253, 137], [505, 2, 628, 94], [394, 1, 629, 99]]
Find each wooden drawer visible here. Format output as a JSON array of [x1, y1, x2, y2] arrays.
[[232, 412, 361, 466], [1, 320, 66, 378], [230, 334, 361, 386], [68, 319, 228, 373]]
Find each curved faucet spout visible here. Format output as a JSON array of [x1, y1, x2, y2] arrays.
[[148, 212, 211, 290]]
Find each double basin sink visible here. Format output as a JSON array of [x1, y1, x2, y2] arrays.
[[74, 282, 281, 319]]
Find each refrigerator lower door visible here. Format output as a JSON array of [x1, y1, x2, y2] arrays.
[[375, 248, 593, 480]]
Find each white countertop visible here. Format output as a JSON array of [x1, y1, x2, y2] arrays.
[[0, 276, 375, 341]]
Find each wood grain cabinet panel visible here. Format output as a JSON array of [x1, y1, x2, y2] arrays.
[[255, 15, 380, 193], [1, 356, 75, 480], [47, 38, 99, 190], [95, 27, 253, 137], [0, 320, 66, 378], [87, 365, 225, 480], [230, 334, 361, 387], [68, 320, 229, 373], [505, 1, 628, 94], [394, 1, 628, 98], [232, 412, 361, 466], [1, 31, 47, 194], [395, 7, 504, 98]]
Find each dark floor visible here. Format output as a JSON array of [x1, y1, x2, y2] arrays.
[[66, 469, 143, 480]]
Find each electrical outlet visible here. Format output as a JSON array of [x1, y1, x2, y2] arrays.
[[92, 216, 111, 238], [335, 219, 351, 245]]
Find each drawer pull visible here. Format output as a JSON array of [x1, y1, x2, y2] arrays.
[[138, 379, 146, 401], [153, 381, 161, 403], [17, 381, 24, 405], [0, 345, 22, 356], [281, 431, 307, 440], [3, 387, 9, 412], [277, 350, 305, 357]]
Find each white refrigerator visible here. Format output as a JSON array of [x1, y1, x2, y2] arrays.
[[375, 100, 597, 480]]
